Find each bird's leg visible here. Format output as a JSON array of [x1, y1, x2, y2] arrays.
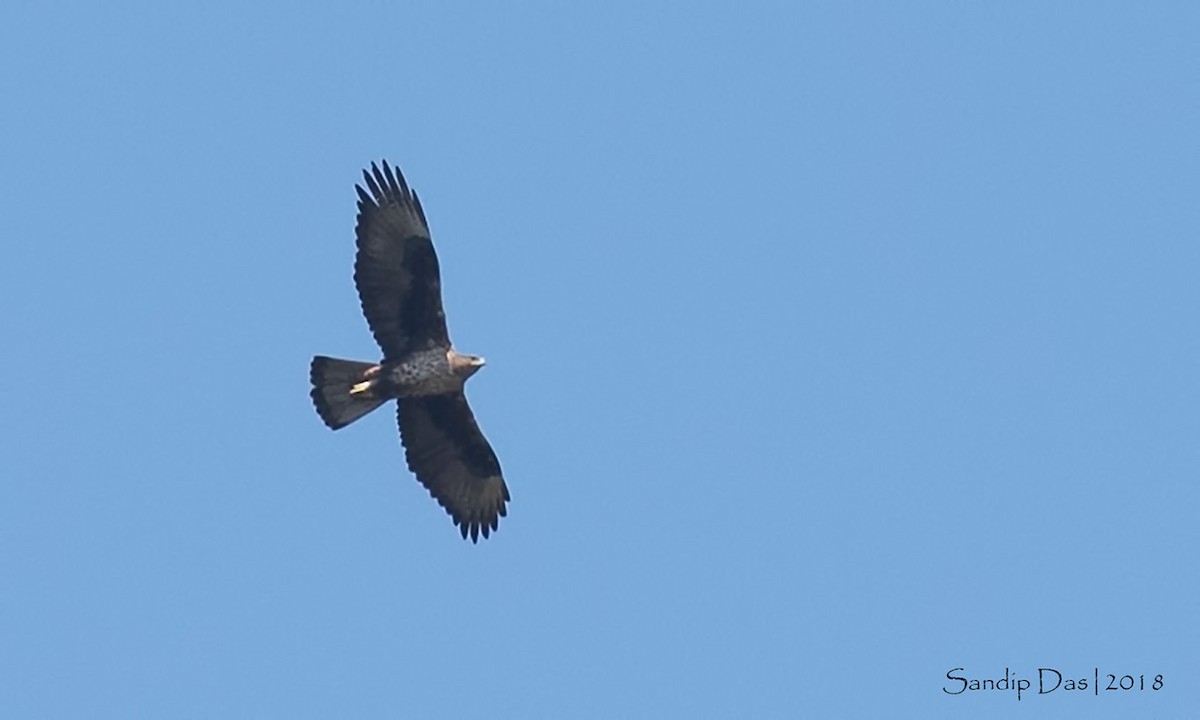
[[349, 365, 383, 395]]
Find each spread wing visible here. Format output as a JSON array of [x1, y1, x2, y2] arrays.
[[397, 394, 509, 542], [353, 160, 450, 361]]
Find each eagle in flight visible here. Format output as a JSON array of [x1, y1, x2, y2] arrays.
[[310, 160, 509, 542]]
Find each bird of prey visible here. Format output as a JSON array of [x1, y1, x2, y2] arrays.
[[310, 160, 509, 542]]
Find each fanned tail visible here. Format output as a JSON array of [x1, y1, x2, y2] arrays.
[[309, 356, 386, 430]]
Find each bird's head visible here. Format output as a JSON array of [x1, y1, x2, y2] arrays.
[[449, 349, 486, 379]]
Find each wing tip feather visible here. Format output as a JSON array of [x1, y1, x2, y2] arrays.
[[355, 159, 425, 226]]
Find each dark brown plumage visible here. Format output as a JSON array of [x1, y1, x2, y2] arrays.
[[310, 160, 509, 542]]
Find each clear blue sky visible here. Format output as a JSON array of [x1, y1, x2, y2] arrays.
[[2, 3, 1196, 718]]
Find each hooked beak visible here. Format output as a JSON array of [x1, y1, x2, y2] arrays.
[[472, 356, 487, 368]]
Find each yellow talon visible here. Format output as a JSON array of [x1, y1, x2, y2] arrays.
[[349, 380, 374, 395]]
